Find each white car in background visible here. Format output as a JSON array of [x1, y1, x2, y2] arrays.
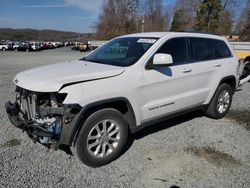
[[0, 43, 9, 51], [13, 43, 20, 51]]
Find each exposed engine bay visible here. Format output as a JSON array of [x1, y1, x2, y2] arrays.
[[5, 87, 81, 149]]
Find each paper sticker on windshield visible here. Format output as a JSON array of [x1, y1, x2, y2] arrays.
[[137, 39, 156, 44]]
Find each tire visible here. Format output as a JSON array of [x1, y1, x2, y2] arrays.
[[76, 108, 128, 167], [240, 63, 249, 80], [2, 48, 6, 51], [205, 83, 233, 119], [15, 48, 18, 52], [26, 49, 29, 52]]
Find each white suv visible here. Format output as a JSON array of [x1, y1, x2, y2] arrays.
[[0, 43, 9, 51], [5, 32, 245, 167]]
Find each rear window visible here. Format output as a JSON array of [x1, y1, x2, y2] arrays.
[[189, 37, 213, 62], [212, 39, 232, 58]]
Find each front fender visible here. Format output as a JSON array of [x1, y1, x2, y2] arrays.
[[58, 97, 137, 147]]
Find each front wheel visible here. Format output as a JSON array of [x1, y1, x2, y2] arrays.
[[76, 108, 128, 167], [205, 83, 233, 119]]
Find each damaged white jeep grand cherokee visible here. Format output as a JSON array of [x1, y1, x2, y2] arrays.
[[5, 32, 249, 167]]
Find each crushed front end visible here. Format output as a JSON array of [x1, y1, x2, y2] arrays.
[[5, 86, 81, 150]]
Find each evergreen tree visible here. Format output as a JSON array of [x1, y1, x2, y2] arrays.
[[171, 8, 189, 31], [195, 0, 222, 33]]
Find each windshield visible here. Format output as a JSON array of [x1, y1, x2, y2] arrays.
[[82, 37, 158, 67]]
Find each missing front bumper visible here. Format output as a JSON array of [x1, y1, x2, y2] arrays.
[[5, 101, 61, 148], [5, 100, 82, 150]]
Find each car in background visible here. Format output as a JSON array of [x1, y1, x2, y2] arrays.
[[71, 42, 90, 52], [12, 42, 20, 51], [0, 42, 10, 51], [30, 42, 44, 51], [17, 42, 32, 52]]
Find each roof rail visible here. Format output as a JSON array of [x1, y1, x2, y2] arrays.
[[178, 29, 216, 35]]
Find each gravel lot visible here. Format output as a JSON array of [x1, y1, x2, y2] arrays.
[[0, 47, 249, 188]]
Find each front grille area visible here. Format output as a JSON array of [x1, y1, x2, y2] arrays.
[[16, 87, 38, 120], [16, 87, 62, 121]]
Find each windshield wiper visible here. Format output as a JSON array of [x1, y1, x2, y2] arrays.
[[81, 58, 103, 64]]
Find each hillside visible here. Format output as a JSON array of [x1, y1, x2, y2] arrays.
[[0, 28, 95, 42]]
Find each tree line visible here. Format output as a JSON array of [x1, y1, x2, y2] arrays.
[[94, 0, 250, 41], [0, 28, 94, 42]]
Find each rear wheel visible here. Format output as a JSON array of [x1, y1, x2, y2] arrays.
[[76, 108, 128, 167], [205, 83, 233, 119]]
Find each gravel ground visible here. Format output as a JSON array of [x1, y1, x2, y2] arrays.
[[0, 47, 249, 188]]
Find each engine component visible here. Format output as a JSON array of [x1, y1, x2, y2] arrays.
[[39, 119, 62, 145]]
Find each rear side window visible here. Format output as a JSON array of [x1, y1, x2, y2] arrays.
[[189, 37, 213, 62], [212, 39, 232, 58], [156, 37, 187, 65]]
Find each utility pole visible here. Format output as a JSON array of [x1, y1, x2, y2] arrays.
[[142, 11, 145, 32]]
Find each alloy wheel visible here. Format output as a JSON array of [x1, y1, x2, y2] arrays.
[[217, 90, 230, 114], [87, 119, 121, 158]]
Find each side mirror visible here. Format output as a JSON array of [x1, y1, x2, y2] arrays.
[[153, 53, 173, 65]]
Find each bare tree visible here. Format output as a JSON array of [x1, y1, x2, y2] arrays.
[[95, 0, 141, 40], [218, 0, 240, 34], [142, 0, 169, 32], [217, 9, 233, 34], [237, 0, 250, 40]]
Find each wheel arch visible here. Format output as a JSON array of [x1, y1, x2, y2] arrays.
[[63, 97, 137, 147], [205, 75, 237, 105], [218, 75, 237, 91]]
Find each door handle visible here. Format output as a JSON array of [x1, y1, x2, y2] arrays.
[[181, 68, 192, 73], [214, 64, 221, 67]]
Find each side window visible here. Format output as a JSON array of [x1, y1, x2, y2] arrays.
[[156, 37, 187, 65], [212, 39, 232, 58], [189, 37, 213, 62]]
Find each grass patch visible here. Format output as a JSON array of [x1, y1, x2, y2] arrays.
[[186, 146, 241, 168], [227, 110, 250, 130], [1, 138, 21, 148]]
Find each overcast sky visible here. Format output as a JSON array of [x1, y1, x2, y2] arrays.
[[0, 0, 176, 33]]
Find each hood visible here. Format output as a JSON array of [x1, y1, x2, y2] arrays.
[[14, 60, 124, 92]]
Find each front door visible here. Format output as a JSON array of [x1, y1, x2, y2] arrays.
[[140, 37, 195, 122]]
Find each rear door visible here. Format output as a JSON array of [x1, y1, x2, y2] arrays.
[[187, 37, 232, 105]]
